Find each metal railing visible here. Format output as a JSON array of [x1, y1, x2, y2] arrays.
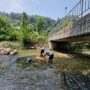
[[49, 0, 90, 36], [67, 0, 90, 19]]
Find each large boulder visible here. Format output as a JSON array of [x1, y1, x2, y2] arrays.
[[0, 48, 10, 55]]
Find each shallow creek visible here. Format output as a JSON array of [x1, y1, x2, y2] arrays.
[[0, 49, 90, 90]]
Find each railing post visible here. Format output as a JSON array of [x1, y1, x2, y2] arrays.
[[81, 0, 84, 17]]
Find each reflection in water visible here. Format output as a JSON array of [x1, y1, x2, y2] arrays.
[[0, 54, 90, 90]]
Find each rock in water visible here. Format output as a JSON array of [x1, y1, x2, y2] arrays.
[[0, 48, 10, 55], [26, 57, 32, 63], [10, 49, 18, 55]]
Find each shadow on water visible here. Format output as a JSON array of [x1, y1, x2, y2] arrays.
[[53, 55, 90, 90], [55, 49, 90, 59], [62, 72, 90, 90]]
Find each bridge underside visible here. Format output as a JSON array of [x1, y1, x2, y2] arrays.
[[50, 35, 90, 42], [49, 35, 90, 50], [49, 13, 90, 50], [49, 41, 71, 51]]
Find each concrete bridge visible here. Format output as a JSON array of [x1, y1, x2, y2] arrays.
[[49, 13, 90, 50], [49, 0, 90, 50]]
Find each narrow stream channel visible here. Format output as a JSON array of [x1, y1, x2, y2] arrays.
[[0, 50, 90, 90]]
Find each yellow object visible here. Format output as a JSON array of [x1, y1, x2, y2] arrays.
[[35, 56, 45, 61]]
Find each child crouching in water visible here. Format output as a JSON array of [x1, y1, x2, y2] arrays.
[[40, 49, 54, 63]]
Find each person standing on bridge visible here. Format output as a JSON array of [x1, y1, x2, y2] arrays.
[[40, 49, 54, 63]]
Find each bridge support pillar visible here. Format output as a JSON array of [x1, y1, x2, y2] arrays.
[[49, 41, 57, 50], [49, 41, 71, 51]]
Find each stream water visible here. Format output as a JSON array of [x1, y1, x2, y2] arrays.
[[0, 50, 90, 90]]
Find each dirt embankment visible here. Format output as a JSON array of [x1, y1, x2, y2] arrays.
[[53, 51, 75, 58], [53, 50, 90, 59]]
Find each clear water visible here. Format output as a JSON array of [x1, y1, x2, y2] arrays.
[[0, 49, 90, 90]]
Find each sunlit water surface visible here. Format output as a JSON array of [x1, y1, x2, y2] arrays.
[[0, 49, 90, 90]]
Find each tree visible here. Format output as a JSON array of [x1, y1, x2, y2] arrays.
[[9, 30, 24, 42], [21, 12, 28, 34], [26, 24, 35, 32], [35, 16, 47, 34], [0, 15, 12, 40]]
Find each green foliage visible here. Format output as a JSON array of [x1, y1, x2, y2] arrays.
[[9, 30, 24, 42], [26, 24, 35, 32], [49, 15, 79, 36], [0, 15, 11, 32], [0, 12, 53, 48], [38, 35, 48, 44], [60, 21, 73, 30], [1, 11, 90, 50], [0, 15, 13, 40], [21, 12, 28, 31], [0, 12, 56, 30], [11, 20, 20, 27], [70, 42, 90, 50], [35, 17, 47, 34], [29, 32, 39, 44]]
